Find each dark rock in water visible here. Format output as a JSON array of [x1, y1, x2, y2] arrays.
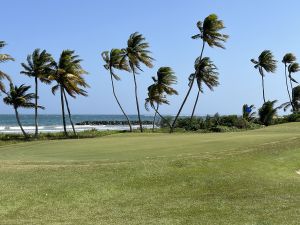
[[75, 120, 153, 126]]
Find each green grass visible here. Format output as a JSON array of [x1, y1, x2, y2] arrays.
[[0, 123, 300, 224]]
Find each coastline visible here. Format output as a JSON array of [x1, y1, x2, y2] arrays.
[[0, 124, 156, 134], [0, 114, 157, 133]]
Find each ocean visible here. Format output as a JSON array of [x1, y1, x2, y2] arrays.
[[0, 114, 155, 134]]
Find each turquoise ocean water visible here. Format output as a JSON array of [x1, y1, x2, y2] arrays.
[[0, 114, 154, 133]]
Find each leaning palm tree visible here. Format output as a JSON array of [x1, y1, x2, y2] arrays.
[[147, 67, 178, 130], [251, 50, 277, 103], [190, 57, 219, 120], [288, 62, 300, 95], [50, 50, 89, 136], [280, 86, 300, 112], [171, 14, 228, 132], [0, 41, 14, 93], [102, 49, 133, 132], [62, 75, 89, 136], [282, 53, 296, 110], [145, 84, 174, 130], [3, 84, 44, 138], [21, 49, 54, 137], [121, 32, 154, 132]]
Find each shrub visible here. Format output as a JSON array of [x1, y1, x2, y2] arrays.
[[159, 116, 173, 128], [176, 117, 202, 131], [219, 115, 238, 127], [258, 100, 278, 126], [242, 104, 256, 122], [285, 113, 300, 122], [174, 114, 260, 132]]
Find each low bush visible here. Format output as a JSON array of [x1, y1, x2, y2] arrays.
[[174, 114, 260, 132], [286, 113, 300, 122]]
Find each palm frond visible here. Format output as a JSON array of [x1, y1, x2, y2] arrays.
[[192, 14, 229, 49], [282, 53, 296, 64], [194, 57, 219, 92]]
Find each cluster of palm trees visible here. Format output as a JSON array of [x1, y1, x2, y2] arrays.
[[3, 13, 298, 137], [251, 51, 300, 112], [102, 32, 154, 133], [102, 14, 228, 133], [1, 14, 231, 136], [0, 43, 89, 138]]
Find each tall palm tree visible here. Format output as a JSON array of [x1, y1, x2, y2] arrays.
[[102, 49, 133, 132], [251, 50, 277, 103], [50, 50, 89, 136], [146, 67, 178, 130], [190, 57, 219, 120], [282, 53, 296, 111], [3, 84, 44, 138], [171, 14, 228, 132], [122, 32, 154, 132], [21, 49, 54, 137], [0, 41, 14, 93]]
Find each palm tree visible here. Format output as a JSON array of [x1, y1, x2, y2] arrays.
[[145, 67, 178, 129], [288, 62, 300, 100], [50, 50, 89, 136], [171, 14, 228, 132], [3, 84, 44, 138], [102, 49, 133, 132], [21, 49, 54, 137], [282, 53, 296, 110], [242, 104, 256, 122], [0, 41, 14, 93], [280, 86, 300, 112], [190, 57, 219, 120], [122, 32, 154, 132], [146, 67, 178, 130], [258, 100, 279, 126], [251, 50, 277, 103]]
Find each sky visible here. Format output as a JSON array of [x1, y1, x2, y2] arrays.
[[1, 0, 300, 115]]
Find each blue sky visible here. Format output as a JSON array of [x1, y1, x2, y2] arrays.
[[1, 0, 300, 115]]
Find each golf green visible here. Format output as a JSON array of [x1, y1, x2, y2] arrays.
[[0, 123, 299, 224]]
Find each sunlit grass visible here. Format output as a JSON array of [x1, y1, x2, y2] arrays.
[[0, 123, 300, 224]]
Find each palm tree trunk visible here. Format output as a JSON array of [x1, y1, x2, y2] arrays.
[[34, 76, 38, 137], [63, 90, 76, 136], [152, 104, 159, 131], [289, 74, 294, 104], [190, 89, 200, 120], [110, 72, 132, 132], [261, 75, 266, 103], [14, 107, 27, 138], [170, 41, 205, 133], [151, 105, 172, 129], [289, 78, 294, 92], [285, 65, 294, 111], [133, 71, 143, 132], [60, 85, 68, 136]]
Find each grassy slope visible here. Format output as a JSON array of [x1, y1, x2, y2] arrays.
[[0, 123, 299, 224]]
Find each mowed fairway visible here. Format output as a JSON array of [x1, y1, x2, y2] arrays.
[[0, 124, 300, 225]]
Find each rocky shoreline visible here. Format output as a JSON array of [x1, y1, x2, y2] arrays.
[[75, 120, 154, 126]]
